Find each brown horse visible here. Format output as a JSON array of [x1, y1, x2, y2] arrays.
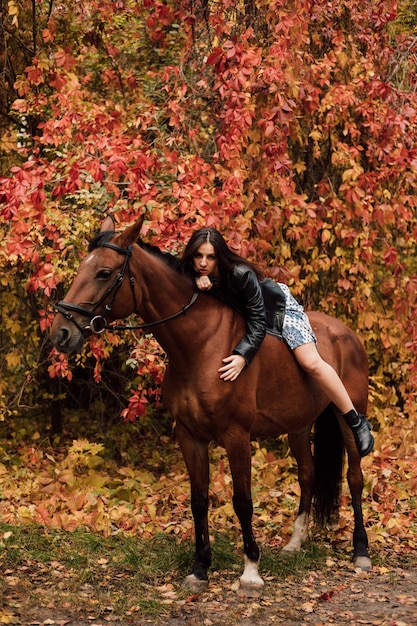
[[50, 215, 372, 592]]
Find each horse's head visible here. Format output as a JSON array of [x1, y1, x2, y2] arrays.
[[51, 215, 144, 353]]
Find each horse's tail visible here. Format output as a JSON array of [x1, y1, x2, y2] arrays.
[[312, 406, 345, 526]]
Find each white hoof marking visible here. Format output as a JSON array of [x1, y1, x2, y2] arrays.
[[183, 573, 208, 591], [238, 555, 264, 594], [354, 556, 372, 572], [282, 511, 309, 553]]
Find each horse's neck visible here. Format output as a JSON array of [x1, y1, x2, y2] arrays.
[[132, 247, 235, 366], [133, 247, 192, 315]]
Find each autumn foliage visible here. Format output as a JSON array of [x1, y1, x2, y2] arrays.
[[1, 0, 417, 466]]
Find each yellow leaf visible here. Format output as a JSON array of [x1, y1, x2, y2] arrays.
[[7, 0, 18, 27], [321, 229, 331, 243], [147, 503, 156, 521], [293, 161, 306, 174], [363, 311, 376, 329], [8, 0, 18, 15], [0, 609, 20, 624], [301, 601, 315, 613], [84, 472, 107, 489], [56, 469, 75, 486], [5, 352, 20, 368], [8, 320, 21, 335], [309, 129, 321, 141]]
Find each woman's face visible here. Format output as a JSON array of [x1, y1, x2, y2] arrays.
[[193, 242, 219, 278]]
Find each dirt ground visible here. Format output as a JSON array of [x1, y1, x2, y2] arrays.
[[3, 560, 417, 626]]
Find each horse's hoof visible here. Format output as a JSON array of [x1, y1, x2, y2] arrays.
[[238, 579, 264, 598], [354, 556, 372, 572], [280, 544, 300, 555], [183, 573, 208, 591]]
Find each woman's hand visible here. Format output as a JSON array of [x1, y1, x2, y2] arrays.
[[218, 354, 246, 381], [195, 276, 213, 290]]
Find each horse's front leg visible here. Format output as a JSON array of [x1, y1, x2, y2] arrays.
[[176, 422, 211, 590], [225, 430, 264, 594]]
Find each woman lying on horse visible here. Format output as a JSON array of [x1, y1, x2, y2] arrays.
[[181, 227, 374, 458]]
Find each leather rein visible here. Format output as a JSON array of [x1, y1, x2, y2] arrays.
[[52, 241, 199, 336]]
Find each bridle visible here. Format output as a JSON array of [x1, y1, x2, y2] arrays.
[[52, 241, 199, 335]]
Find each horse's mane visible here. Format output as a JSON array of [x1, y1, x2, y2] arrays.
[[89, 231, 184, 274], [137, 239, 184, 273]]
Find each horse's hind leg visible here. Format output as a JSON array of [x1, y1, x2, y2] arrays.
[[176, 423, 211, 590], [224, 430, 264, 594], [345, 436, 372, 571], [282, 429, 314, 553]]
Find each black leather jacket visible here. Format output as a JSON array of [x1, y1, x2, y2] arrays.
[[205, 264, 286, 365]]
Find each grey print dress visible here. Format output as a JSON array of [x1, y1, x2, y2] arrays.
[[278, 283, 317, 349]]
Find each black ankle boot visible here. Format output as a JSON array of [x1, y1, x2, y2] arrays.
[[342, 409, 374, 457]]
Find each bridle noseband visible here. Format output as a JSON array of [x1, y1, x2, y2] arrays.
[[52, 241, 199, 335]]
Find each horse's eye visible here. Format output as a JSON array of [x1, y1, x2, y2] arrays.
[[96, 269, 112, 280]]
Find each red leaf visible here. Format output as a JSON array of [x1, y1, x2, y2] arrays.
[[319, 591, 335, 602], [207, 48, 223, 66]]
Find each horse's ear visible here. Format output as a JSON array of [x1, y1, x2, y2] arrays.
[[100, 214, 116, 233], [115, 214, 145, 247]]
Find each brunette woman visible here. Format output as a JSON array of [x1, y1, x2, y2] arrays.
[[181, 227, 374, 457]]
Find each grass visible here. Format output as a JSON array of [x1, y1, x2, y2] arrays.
[[0, 522, 333, 621], [0, 524, 189, 619], [0, 523, 332, 580], [3, 522, 417, 624]]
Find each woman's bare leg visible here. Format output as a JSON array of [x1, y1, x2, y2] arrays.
[[293, 342, 374, 457], [293, 342, 354, 413]]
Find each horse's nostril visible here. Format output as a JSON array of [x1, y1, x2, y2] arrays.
[[55, 326, 71, 350], [51, 324, 85, 354]]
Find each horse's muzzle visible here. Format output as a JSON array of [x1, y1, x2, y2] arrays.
[[51, 323, 86, 354]]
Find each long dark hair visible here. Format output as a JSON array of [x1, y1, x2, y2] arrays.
[[181, 228, 264, 281]]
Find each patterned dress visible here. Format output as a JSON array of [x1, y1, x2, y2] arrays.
[[278, 283, 317, 349]]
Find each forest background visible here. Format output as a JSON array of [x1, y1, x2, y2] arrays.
[[1, 0, 417, 599]]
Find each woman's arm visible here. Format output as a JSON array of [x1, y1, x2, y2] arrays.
[[227, 265, 267, 366]]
